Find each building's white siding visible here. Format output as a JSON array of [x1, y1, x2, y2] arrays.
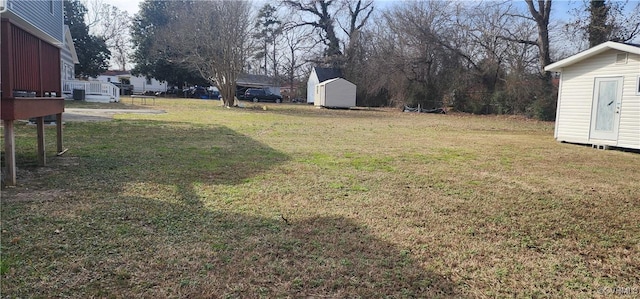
[[556, 49, 640, 149], [307, 69, 318, 103], [129, 76, 167, 93], [314, 78, 356, 108], [617, 54, 640, 149], [95, 74, 119, 83], [94, 73, 167, 93]]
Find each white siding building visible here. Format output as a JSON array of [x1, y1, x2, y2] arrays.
[[307, 67, 342, 104], [94, 71, 167, 94], [314, 78, 356, 108], [545, 41, 640, 150]]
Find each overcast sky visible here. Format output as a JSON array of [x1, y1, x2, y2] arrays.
[[109, 0, 141, 15], [108, 0, 583, 19]]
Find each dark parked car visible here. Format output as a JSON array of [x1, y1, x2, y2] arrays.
[[244, 88, 282, 103]]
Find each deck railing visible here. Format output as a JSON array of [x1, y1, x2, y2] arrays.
[[62, 80, 120, 102]]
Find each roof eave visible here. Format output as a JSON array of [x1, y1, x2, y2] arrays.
[[545, 41, 640, 72]]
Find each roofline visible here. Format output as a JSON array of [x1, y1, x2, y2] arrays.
[[545, 41, 640, 72], [64, 25, 79, 64], [318, 77, 355, 86]]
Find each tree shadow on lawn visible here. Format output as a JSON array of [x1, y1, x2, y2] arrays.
[[1, 193, 457, 298], [2, 119, 458, 297], [45, 119, 290, 188]]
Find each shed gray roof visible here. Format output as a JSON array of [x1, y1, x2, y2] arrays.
[[314, 67, 343, 82]]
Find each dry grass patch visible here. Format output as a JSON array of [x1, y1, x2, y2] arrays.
[[1, 99, 639, 298]]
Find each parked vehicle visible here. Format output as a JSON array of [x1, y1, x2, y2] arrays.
[[191, 86, 209, 99], [244, 88, 282, 103]]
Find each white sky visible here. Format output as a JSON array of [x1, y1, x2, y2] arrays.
[[107, 0, 142, 15], [106, 0, 581, 20]]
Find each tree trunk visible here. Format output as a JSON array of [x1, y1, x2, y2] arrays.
[[525, 0, 552, 80]]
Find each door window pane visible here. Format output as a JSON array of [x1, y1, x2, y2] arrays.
[[594, 81, 617, 132]]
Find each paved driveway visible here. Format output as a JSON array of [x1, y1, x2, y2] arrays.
[[63, 108, 165, 122]]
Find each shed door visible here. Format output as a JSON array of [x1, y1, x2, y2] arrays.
[[590, 77, 623, 141]]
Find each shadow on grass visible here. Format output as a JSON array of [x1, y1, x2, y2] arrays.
[[4, 119, 286, 188], [44, 119, 290, 188], [1, 191, 457, 297], [2, 118, 457, 297]]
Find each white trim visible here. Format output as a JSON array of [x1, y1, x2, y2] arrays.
[[545, 41, 640, 72], [554, 71, 563, 139], [0, 0, 8, 13], [589, 76, 623, 141]]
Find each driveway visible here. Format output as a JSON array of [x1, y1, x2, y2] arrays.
[[63, 108, 166, 122]]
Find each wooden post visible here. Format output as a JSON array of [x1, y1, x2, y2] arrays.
[[3, 120, 16, 186], [36, 116, 46, 166], [56, 113, 63, 153]]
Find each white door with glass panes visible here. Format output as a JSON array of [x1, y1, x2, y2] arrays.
[[590, 77, 623, 141]]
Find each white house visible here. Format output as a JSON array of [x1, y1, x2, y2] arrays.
[[60, 27, 121, 103], [60, 25, 79, 84], [94, 70, 167, 94], [307, 67, 342, 104], [314, 78, 356, 108], [545, 41, 640, 150]]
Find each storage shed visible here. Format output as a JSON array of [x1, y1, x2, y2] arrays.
[[314, 78, 356, 108], [544, 41, 640, 150], [307, 67, 342, 104]]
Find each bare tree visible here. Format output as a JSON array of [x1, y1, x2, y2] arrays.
[[376, 1, 463, 107], [283, 0, 374, 67], [280, 23, 314, 99], [85, 0, 131, 70], [156, 1, 252, 107], [338, 0, 374, 61], [494, 0, 552, 78], [564, 0, 640, 49], [283, 0, 342, 66], [525, 0, 552, 78]]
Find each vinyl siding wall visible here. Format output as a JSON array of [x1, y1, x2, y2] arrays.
[[315, 78, 356, 108], [7, 0, 64, 43], [130, 76, 167, 93], [307, 70, 318, 103], [95, 74, 168, 93], [556, 49, 640, 149], [61, 37, 75, 81]]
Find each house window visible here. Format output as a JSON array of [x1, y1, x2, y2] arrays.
[[146, 78, 152, 85], [49, 0, 54, 14], [107, 78, 111, 82], [636, 76, 640, 95]]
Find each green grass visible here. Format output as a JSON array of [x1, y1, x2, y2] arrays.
[[1, 99, 639, 298]]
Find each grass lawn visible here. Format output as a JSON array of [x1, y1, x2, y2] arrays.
[[1, 98, 639, 298]]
